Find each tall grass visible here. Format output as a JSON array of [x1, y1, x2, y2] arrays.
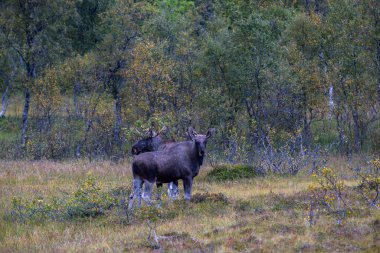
[[0, 157, 379, 252]]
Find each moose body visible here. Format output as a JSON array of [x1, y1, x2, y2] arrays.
[[129, 128, 214, 209], [133, 141, 202, 183]]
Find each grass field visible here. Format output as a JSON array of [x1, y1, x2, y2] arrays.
[[0, 157, 379, 252]]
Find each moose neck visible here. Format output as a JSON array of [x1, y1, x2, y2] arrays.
[[154, 135, 174, 150], [191, 141, 205, 169], [151, 135, 164, 150], [197, 151, 205, 166]]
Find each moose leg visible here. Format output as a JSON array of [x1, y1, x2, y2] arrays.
[[173, 181, 179, 199], [142, 180, 154, 205], [128, 177, 142, 211], [156, 182, 163, 207], [138, 181, 144, 207], [168, 181, 179, 201], [168, 182, 174, 201], [183, 177, 193, 201]]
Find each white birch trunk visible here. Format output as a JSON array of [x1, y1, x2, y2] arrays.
[[0, 85, 10, 118], [329, 85, 334, 119]]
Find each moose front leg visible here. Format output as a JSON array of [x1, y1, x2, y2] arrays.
[[183, 177, 193, 201], [142, 180, 154, 205], [128, 177, 142, 211]]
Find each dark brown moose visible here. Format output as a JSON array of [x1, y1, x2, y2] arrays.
[[128, 128, 215, 209], [131, 126, 175, 155], [131, 126, 179, 200]]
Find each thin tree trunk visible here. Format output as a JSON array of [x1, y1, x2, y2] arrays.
[[376, 40, 380, 106], [21, 89, 31, 148], [303, 112, 311, 150], [21, 60, 36, 149], [76, 118, 93, 158], [254, 64, 264, 141], [304, 0, 311, 15], [319, 51, 334, 119], [335, 112, 345, 150], [352, 107, 361, 152], [338, 77, 355, 154], [113, 91, 122, 148], [73, 81, 81, 118], [76, 89, 104, 158], [369, 2, 380, 106], [0, 84, 10, 118], [329, 85, 334, 119], [21, 31, 36, 152], [301, 84, 311, 150], [351, 47, 363, 152]]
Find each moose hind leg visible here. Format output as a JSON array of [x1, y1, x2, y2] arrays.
[[128, 177, 142, 211], [138, 181, 144, 207], [168, 181, 179, 201]]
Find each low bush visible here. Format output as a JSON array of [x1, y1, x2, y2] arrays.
[[66, 173, 116, 218], [9, 172, 121, 222], [307, 167, 351, 226], [10, 196, 65, 223], [206, 164, 264, 182], [355, 158, 380, 209]]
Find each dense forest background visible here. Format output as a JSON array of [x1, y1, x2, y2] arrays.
[[0, 0, 379, 161]]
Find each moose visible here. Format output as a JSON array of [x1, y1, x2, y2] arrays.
[[128, 128, 215, 210], [131, 126, 175, 155], [131, 126, 179, 200]]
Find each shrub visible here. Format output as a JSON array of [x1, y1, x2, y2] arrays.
[[66, 172, 116, 218], [355, 158, 380, 209], [10, 196, 63, 223], [206, 164, 264, 182], [9, 172, 119, 222], [307, 167, 350, 226]]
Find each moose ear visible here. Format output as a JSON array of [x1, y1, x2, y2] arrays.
[[147, 129, 157, 138], [186, 131, 193, 141], [206, 128, 215, 139], [187, 127, 197, 141], [158, 126, 168, 135]]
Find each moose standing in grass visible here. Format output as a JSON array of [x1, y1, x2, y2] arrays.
[[131, 126, 180, 200], [128, 127, 215, 210]]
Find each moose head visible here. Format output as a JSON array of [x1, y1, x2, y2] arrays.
[[187, 127, 215, 157], [131, 126, 168, 155]]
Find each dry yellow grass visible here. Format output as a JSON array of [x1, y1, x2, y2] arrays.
[[0, 157, 379, 252]]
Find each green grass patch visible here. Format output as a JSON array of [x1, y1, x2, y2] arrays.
[[0, 116, 20, 141], [205, 164, 264, 182], [311, 119, 338, 146]]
